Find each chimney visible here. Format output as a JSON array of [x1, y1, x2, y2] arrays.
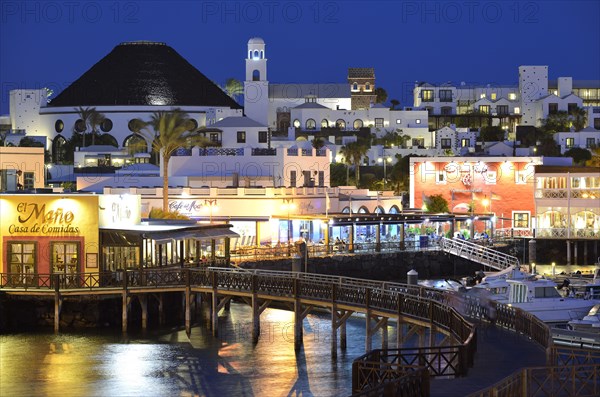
[[557, 77, 572, 97]]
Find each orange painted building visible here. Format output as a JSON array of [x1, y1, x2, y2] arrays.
[[410, 157, 544, 234]]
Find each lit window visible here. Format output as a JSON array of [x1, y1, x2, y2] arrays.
[[565, 137, 575, 148], [293, 119, 301, 128], [491, 93, 497, 100], [509, 93, 517, 100], [421, 90, 434, 102], [479, 105, 490, 114], [514, 107, 521, 114], [513, 212, 530, 229], [305, 119, 316, 130], [375, 118, 384, 128], [237, 131, 246, 143], [480, 93, 486, 99], [396, 119, 402, 124], [415, 119, 421, 124], [461, 138, 470, 147]]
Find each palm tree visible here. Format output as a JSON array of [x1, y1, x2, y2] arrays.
[[134, 109, 209, 211], [74, 106, 93, 148], [339, 141, 369, 187], [88, 110, 106, 146], [224, 78, 244, 101], [569, 107, 587, 131]]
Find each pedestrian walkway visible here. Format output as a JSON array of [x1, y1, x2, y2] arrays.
[[430, 320, 547, 397]]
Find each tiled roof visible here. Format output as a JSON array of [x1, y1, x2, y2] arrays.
[[50, 42, 242, 109]]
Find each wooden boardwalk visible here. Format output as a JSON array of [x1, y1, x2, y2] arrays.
[[430, 320, 548, 396]]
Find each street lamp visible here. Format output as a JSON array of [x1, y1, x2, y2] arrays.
[[281, 198, 295, 255], [203, 199, 218, 223], [377, 156, 392, 190]]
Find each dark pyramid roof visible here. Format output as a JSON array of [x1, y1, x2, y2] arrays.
[[49, 41, 242, 109]]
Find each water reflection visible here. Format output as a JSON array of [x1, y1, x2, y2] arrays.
[[1, 303, 407, 396]]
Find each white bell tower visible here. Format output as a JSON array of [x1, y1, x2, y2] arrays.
[[244, 37, 269, 126]]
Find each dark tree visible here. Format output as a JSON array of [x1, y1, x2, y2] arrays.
[[425, 194, 450, 213]]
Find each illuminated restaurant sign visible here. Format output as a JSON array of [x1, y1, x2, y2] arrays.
[[9, 202, 80, 234]]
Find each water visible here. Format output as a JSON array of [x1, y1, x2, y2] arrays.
[[1, 303, 399, 397]]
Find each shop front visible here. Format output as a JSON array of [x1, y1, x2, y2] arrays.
[[0, 194, 103, 286]]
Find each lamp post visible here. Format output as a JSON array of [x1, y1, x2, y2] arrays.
[[281, 198, 295, 256], [377, 156, 392, 190], [204, 199, 218, 223]]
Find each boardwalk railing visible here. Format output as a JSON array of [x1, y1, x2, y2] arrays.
[[438, 237, 519, 271]]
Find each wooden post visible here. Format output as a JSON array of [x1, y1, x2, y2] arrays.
[[158, 293, 165, 326], [224, 237, 231, 264], [348, 223, 354, 253], [381, 317, 388, 351], [211, 271, 218, 336], [365, 289, 372, 352], [140, 295, 148, 331], [331, 284, 338, 358], [400, 222, 406, 250], [54, 275, 61, 333], [185, 288, 191, 336], [122, 290, 128, 334], [252, 275, 260, 343], [340, 319, 347, 350], [375, 224, 381, 252], [294, 279, 303, 350]]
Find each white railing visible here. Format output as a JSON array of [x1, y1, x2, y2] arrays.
[[438, 237, 519, 271]]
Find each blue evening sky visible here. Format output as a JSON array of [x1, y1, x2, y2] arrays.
[[1, 0, 599, 114]]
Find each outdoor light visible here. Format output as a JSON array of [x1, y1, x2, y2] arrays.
[[552, 262, 556, 277]]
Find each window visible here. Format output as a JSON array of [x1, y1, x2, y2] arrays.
[[565, 137, 575, 148], [321, 119, 329, 128], [352, 82, 358, 91], [252, 70, 260, 81], [336, 119, 346, 130], [461, 138, 470, 147], [421, 90, 434, 102], [353, 119, 363, 129], [513, 212, 530, 229], [100, 118, 113, 132], [491, 93, 497, 100], [514, 107, 521, 114], [259, 131, 268, 143], [595, 118, 600, 130], [568, 103, 578, 114], [479, 105, 490, 114], [210, 133, 219, 142], [441, 106, 452, 115], [365, 82, 371, 91], [305, 119, 316, 130], [440, 138, 452, 149], [396, 119, 402, 124], [318, 171, 324, 187], [586, 138, 595, 148], [415, 119, 421, 124], [290, 170, 297, 187], [412, 138, 425, 147], [293, 119, 301, 128], [497, 105, 509, 115], [55, 119, 64, 133], [51, 242, 79, 274], [480, 93, 486, 99], [436, 171, 446, 184], [549, 103, 558, 115], [375, 118, 384, 128], [237, 131, 246, 143], [23, 172, 35, 189], [439, 90, 452, 102], [8, 242, 36, 276], [509, 93, 517, 100]]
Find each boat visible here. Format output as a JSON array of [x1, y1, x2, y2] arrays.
[[568, 304, 600, 332]]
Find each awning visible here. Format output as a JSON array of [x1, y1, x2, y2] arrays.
[[185, 229, 240, 240]]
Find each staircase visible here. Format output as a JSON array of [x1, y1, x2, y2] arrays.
[[438, 237, 519, 271]]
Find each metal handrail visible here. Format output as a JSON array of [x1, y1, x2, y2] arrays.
[[438, 237, 519, 270]]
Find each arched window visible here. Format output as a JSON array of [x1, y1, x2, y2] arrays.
[[389, 205, 400, 214], [305, 119, 316, 130], [248, 50, 252, 58], [123, 134, 148, 154], [100, 118, 113, 132], [260, 50, 264, 59], [353, 119, 363, 129], [375, 206, 385, 214], [352, 83, 358, 91], [336, 119, 346, 130], [55, 119, 64, 133], [252, 70, 260, 81], [293, 119, 301, 128], [52, 136, 67, 164], [99, 134, 118, 147], [358, 206, 369, 214], [321, 119, 329, 128], [253, 50, 259, 59], [365, 83, 371, 91], [342, 206, 351, 214]]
